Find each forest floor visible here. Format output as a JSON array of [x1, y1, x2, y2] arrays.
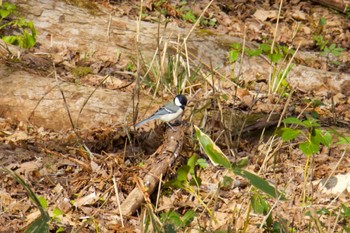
[[1, 0, 350, 232]]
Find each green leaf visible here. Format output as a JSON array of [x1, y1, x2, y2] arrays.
[[176, 165, 190, 182], [221, 175, 234, 188], [303, 118, 320, 128], [166, 211, 182, 227], [187, 155, 197, 175], [182, 11, 196, 23], [282, 117, 304, 126], [311, 129, 332, 147], [229, 50, 239, 62], [56, 227, 66, 233], [196, 158, 209, 168], [269, 53, 283, 63], [245, 48, 262, 57], [24, 215, 50, 233], [38, 196, 48, 210], [52, 207, 63, 217], [235, 157, 249, 168], [319, 17, 327, 26], [342, 204, 350, 217], [299, 141, 319, 156], [251, 193, 270, 215], [230, 42, 241, 50], [343, 226, 350, 233], [234, 168, 286, 200], [281, 128, 301, 141], [2, 35, 19, 45], [182, 210, 196, 226], [194, 125, 231, 169], [260, 43, 271, 53], [0, 168, 50, 233], [329, 43, 336, 50], [336, 136, 350, 145]]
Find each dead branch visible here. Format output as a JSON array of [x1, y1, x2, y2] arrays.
[[120, 124, 187, 216]]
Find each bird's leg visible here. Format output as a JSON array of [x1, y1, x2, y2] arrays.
[[166, 122, 176, 131]]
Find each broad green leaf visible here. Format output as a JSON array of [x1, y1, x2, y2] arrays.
[[52, 207, 63, 217], [230, 42, 242, 50], [319, 17, 327, 26], [187, 155, 197, 175], [282, 117, 304, 126], [182, 210, 196, 226], [196, 158, 209, 168], [245, 48, 262, 57], [299, 141, 319, 156], [235, 168, 286, 200], [260, 43, 271, 53], [166, 211, 182, 227], [221, 175, 234, 188], [176, 166, 190, 182], [24, 215, 49, 233], [229, 50, 239, 62], [311, 129, 332, 147], [194, 125, 231, 168], [235, 157, 249, 168], [2, 35, 19, 45], [0, 168, 50, 233], [343, 226, 350, 233], [336, 136, 350, 145], [269, 53, 282, 63], [38, 196, 48, 210], [302, 118, 320, 128], [251, 193, 270, 215], [281, 128, 301, 141], [342, 204, 350, 217], [56, 227, 66, 233]]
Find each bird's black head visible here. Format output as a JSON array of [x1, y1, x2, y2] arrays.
[[174, 94, 188, 107]]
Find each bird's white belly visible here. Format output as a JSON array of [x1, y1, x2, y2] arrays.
[[158, 109, 183, 122]]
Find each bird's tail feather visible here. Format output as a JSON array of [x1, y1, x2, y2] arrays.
[[134, 115, 158, 128]]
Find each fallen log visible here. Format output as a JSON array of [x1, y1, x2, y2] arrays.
[[0, 68, 132, 131], [120, 124, 187, 216]]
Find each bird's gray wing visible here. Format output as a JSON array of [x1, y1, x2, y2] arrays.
[[134, 101, 173, 128]]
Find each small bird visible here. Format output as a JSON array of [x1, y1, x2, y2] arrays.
[[134, 94, 188, 129]]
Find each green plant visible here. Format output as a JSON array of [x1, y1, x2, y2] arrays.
[[313, 35, 328, 51], [228, 41, 295, 94], [164, 155, 213, 215], [277, 117, 332, 156], [0, 2, 36, 49], [0, 168, 50, 233], [181, 8, 196, 23], [228, 42, 295, 64], [277, 116, 350, 203], [160, 209, 196, 231], [321, 43, 343, 57], [312, 18, 343, 61], [341, 204, 350, 232], [71, 66, 92, 78], [194, 126, 285, 200]]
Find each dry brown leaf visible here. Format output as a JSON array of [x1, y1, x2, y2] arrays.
[[253, 10, 278, 21]]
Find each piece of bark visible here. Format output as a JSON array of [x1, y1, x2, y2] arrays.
[[120, 124, 186, 216], [0, 68, 132, 131], [310, 0, 350, 13]]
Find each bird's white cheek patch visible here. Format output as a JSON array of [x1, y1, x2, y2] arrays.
[[174, 97, 182, 106]]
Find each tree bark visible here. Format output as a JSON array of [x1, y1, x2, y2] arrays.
[[310, 0, 350, 13]]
